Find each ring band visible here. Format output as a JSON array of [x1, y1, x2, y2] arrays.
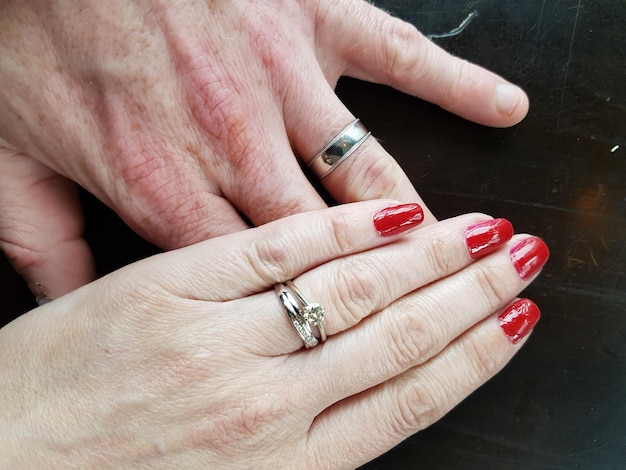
[[275, 281, 327, 348], [275, 284, 319, 348], [308, 118, 371, 179]]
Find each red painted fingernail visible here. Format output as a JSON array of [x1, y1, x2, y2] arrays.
[[373, 203, 424, 237], [509, 236, 550, 280], [498, 298, 541, 344], [464, 218, 514, 259]]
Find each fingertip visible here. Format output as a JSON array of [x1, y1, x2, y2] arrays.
[[464, 217, 514, 259], [497, 298, 541, 345], [373, 202, 424, 237], [439, 76, 529, 128], [509, 235, 550, 281]]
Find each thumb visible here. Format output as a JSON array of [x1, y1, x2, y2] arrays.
[[0, 149, 95, 303]]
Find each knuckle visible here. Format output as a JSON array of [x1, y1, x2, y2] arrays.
[[199, 91, 263, 181], [0, 240, 42, 273], [327, 212, 357, 254], [439, 58, 477, 104], [183, 58, 261, 170], [472, 264, 511, 307], [197, 394, 289, 448], [111, 277, 178, 324], [387, 307, 439, 367], [109, 144, 212, 248], [348, 153, 400, 200], [425, 236, 454, 279], [244, 229, 291, 284], [236, 178, 312, 223], [465, 335, 506, 383], [115, 145, 171, 189], [220, 399, 284, 441], [137, 186, 209, 249], [330, 259, 382, 326], [456, 58, 478, 85], [385, 19, 425, 82], [390, 379, 443, 435]]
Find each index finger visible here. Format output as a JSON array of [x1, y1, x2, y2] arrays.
[[143, 200, 425, 300]]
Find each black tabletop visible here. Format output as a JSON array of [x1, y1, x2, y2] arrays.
[[2, 1, 625, 469]]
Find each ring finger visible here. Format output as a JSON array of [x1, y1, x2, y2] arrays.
[[282, 58, 438, 225]]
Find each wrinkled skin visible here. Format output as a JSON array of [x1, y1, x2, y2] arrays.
[[0, 0, 529, 300], [0, 200, 544, 468]]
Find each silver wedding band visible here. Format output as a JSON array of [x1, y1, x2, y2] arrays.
[[275, 281, 327, 348], [308, 119, 371, 179]]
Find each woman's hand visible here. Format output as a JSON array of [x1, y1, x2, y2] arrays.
[[0, 200, 547, 468], [0, 0, 529, 299]]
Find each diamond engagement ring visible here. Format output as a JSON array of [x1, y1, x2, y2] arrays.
[[285, 281, 327, 342], [275, 284, 319, 348], [275, 281, 327, 347], [307, 118, 371, 179]]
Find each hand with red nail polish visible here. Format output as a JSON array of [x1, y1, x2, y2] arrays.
[[0, 204, 546, 468]]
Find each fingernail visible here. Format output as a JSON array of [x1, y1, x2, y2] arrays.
[[509, 236, 550, 281], [33, 283, 53, 306], [498, 298, 541, 344], [373, 203, 424, 237], [495, 83, 523, 116], [464, 218, 514, 259], [36, 296, 53, 306]]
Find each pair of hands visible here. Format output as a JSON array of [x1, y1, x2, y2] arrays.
[[0, 200, 548, 467], [0, 2, 542, 466], [0, 0, 528, 301]]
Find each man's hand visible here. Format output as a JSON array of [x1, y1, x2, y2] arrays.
[[0, 0, 528, 299]]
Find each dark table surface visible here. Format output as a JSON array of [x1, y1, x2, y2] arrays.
[[2, 1, 625, 468]]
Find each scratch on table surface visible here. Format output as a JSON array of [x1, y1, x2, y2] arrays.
[[427, 10, 478, 39], [535, 0, 547, 41], [559, 0, 584, 112], [589, 246, 598, 267]]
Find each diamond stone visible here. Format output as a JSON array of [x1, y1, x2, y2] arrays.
[[302, 303, 325, 325]]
